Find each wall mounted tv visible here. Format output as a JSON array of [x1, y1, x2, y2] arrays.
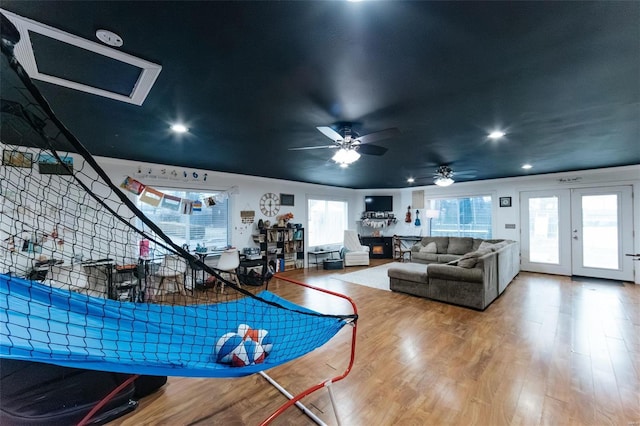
[[364, 195, 393, 212]]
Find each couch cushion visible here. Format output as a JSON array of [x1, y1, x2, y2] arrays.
[[412, 252, 439, 262], [437, 254, 461, 263], [458, 257, 478, 268], [478, 241, 496, 251], [447, 237, 473, 255], [388, 263, 429, 282], [457, 247, 493, 268], [484, 239, 505, 244], [427, 264, 483, 283], [419, 242, 437, 253], [490, 241, 510, 250], [472, 238, 484, 251]]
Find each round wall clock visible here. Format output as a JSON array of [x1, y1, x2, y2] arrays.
[[260, 192, 280, 216]]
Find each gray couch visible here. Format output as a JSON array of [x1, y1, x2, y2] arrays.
[[388, 237, 519, 310]]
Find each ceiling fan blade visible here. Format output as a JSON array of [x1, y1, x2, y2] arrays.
[[289, 145, 339, 151], [356, 127, 400, 145], [357, 144, 388, 156], [316, 126, 343, 141], [453, 170, 477, 177]]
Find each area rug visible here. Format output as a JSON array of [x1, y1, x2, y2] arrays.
[[335, 262, 403, 291]]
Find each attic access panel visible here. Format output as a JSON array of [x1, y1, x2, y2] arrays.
[[1, 8, 161, 105], [30, 33, 141, 97]]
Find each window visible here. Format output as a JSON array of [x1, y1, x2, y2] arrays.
[[308, 198, 348, 247], [138, 189, 229, 253], [429, 195, 492, 238]]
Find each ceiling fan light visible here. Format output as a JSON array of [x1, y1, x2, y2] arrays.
[[345, 149, 360, 163], [332, 148, 360, 165], [434, 176, 454, 187]]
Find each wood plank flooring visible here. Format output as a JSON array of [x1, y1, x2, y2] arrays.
[[111, 260, 640, 425]]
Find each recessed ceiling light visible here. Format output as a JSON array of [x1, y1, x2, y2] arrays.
[[407, 177, 415, 183], [170, 124, 188, 133], [522, 164, 533, 169], [488, 130, 506, 140]]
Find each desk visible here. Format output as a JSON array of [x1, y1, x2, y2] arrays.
[[393, 236, 420, 262], [114, 263, 142, 302], [81, 258, 115, 299], [238, 256, 267, 287], [395, 236, 422, 250], [138, 257, 161, 300], [308, 250, 340, 269], [190, 250, 223, 289]]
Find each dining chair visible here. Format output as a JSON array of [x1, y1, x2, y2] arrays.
[[153, 254, 187, 301], [214, 249, 242, 293], [393, 235, 411, 262]]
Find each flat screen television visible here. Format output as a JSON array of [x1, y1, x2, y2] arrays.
[[364, 195, 393, 212]]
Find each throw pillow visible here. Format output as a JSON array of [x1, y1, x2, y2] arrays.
[[457, 257, 477, 268], [419, 242, 438, 253], [478, 241, 495, 251], [460, 250, 478, 260]]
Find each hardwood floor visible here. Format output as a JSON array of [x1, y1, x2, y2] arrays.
[[112, 260, 640, 425]]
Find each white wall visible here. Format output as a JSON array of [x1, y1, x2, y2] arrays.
[[95, 156, 358, 254], [94, 157, 638, 283], [361, 165, 639, 283]]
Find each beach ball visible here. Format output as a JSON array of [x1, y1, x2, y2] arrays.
[[238, 324, 273, 354], [231, 340, 266, 367], [214, 332, 243, 363]]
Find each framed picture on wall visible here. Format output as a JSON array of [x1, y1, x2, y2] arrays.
[[38, 154, 73, 175], [499, 196, 512, 208], [2, 150, 32, 168], [280, 193, 295, 206]]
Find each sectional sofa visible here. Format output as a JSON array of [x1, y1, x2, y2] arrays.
[[388, 237, 519, 310]]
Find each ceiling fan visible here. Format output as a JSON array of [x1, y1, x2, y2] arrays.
[[289, 123, 400, 166], [432, 165, 476, 186], [434, 165, 455, 186]]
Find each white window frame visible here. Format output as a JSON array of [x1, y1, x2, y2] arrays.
[[428, 194, 493, 239], [137, 188, 229, 254], [307, 197, 349, 248]]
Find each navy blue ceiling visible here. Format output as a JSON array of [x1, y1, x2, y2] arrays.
[[1, 1, 638, 188]]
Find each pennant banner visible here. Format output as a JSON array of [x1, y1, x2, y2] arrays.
[[139, 186, 163, 207], [181, 200, 193, 215], [121, 176, 214, 215], [120, 176, 146, 195], [160, 193, 181, 211]]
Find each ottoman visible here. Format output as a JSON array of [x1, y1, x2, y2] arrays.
[[323, 259, 344, 270], [388, 263, 429, 298]]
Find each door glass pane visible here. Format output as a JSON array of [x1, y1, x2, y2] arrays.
[[581, 195, 618, 269], [529, 197, 559, 264]]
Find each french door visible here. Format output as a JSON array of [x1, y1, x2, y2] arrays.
[[520, 186, 634, 281], [570, 186, 633, 280], [521, 190, 572, 275]]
